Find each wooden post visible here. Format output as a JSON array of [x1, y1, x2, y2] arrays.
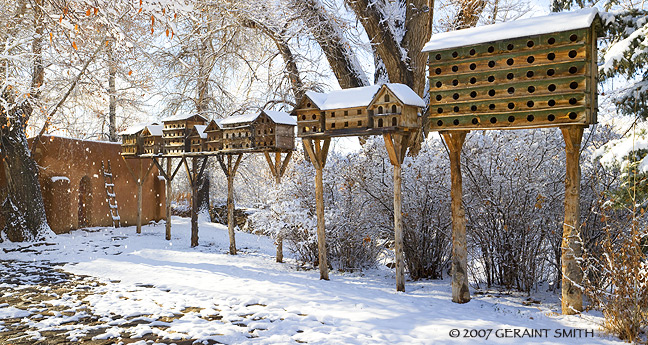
[[264, 151, 293, 263], [383, 133, 410, 292], [218, 153, 243, 255], [137, 159, 143, 234], [165, 157, 172, 240], [442, 131, 470, 304], [560, 125, 584, 315], [303, 138, 330, 280], [191, 157, 199, 247]]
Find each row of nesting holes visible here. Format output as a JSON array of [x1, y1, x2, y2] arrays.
[[436, 96, 579, 114], [434, 81, 580, 103], [436, 112, 579, 127], [434, 34, 579, 61], [434, 49, 580, 76], [435, 65, 579, 89]]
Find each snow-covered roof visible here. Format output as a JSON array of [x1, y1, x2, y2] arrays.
[[422, 8, 599, 52], [303, 84, 424, 110], [193, 125, 207, 139], [161, 113, 208, 122], [262, 110, 297, 125], [144, 124, 163, 136], [119, 123, 150, 136], [220, 113, 258, 125]]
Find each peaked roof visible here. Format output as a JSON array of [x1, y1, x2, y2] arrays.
[[302, 83, 424, 111], [220, 113, 258, 125], [205, 119, 223, 131], [161, 113, 209, 122], [221, 110, 297, 126], [143, 124, 163, 136], [191, 124, 207, 139], [422, 8, 600, 52], [119, 122, 157, 136]]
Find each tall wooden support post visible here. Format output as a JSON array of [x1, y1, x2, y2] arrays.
[[441, 131, 471, 304], [264, 151, 293, 263], [122, 156, 155, 234], [217, 154, 243, 255], [183, 156, 209, 248], [383, 133, 410, 292], [560, 126, 584, 314], [303, 138, 331, 280], [165, 158, 172, 240]]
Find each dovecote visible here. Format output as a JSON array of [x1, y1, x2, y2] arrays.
[[161, 114, 208, 154], [220, 110, 296, 152], [188, 125, 207, 153], [423, 8, 601, 131], [119, 124, 148, 156], [141, 124, 164, 155], [204, 120, 223, 152]]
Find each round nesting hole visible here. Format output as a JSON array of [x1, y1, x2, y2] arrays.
[[470, 91, 477, 98], [527, 56, 535, 63], [435, 54, 442, 60], [490, 117, 497, 124], [507, 87, 515, 94], [437, 120, 443, 126], [508, 116, 515, 123], [528, 86, 535, 93], [527, 100, 534, 108], [548, 99, 556, 107], [452, 79, 459, 86], [508, 102, 515, 109], [312, 114, 317, 119], [488, 89, 496, 96], [568, 50, 578, 58], [470, 77, 477, 84], [488, 61, 495, 68], [453, 119, 460, 125], [569, 97, 578, 105], [547, 52, 555, 60], [470, 63, 477, 70], [437, 108, 444, 114], [435, 68, 442, 74], [507, 73, 514, 80], [469, 48, 476, 55], [436, 81, 442, 88], [488, 76, 495, 82], [569, 66, 578, 74], [570, 34, 578, 42], [548, 114, 555, 121], [569, 112, 577, 119], [470, 105, 477, 111], [526, 70, 534, 78], [489, 104, 496, 110], [547, 69, 555, 76], [527, 114, 535, 122], [548, 84, 556, 92], [452, 66, 458, 72], [452, 51, 458, 57], [507, 43, 514, 50], [570, 81, 579, 89], [453, 93, 460, 100], [301, 115, 306, 120], [527, 40, 534, 48], [488, 46, 495, 53], [507, 58, 514, 65], [453, 106, 460, 112], [472, 118, 479, 124], [436, 95, 442, 101], [548, 37, 556, 45]]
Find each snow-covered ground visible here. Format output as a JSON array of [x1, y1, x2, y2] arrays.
[[0, 218, 626, 344]]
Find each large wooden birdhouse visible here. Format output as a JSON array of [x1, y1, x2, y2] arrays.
[[161, 114, 208, 154], [220, 114, 255, 151], [423, 8, 601, 131], [188, 125, 207, 153], [295, 84, 425, 137], [141, 124, 163, 155], [204, 120, 223, 152], [220, 110, 296, 152], [120, 124, 148, 156]]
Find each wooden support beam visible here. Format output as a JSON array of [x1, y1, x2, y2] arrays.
[[441, 131, 471, 304], [302, 138, 331, 280], [217, 153, 243, 255], [165, 157, 172, 241], [191, 156, 199, 247], [560, 125, 584, 315], [383, 133, 410, 292]]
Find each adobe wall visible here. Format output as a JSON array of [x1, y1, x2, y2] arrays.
[[30, 135, 165, 234]]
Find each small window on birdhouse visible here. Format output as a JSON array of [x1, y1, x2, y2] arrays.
[[378, 106, 383, 114], [385, 94, 390, 102], [392, 105, 397, 113]]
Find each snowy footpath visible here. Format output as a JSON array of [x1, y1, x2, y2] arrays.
[[0, 217, 626, 344]]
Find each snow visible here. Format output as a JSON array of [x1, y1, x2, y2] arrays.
[[193, 124, 207, 139], [220, 113, 259, 125], [161, 113, 209, 122], [50, 176, 70, 183], [422, 8, 600, 52], [144, 124, 163, 136], [0, 306, 31, 319], [262, 110, 297, 125], [118, 123, 149, 136], [304, 83, 424, 110], [0, 218, 625, 344]]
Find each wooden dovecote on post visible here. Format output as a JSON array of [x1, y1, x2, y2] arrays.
[[119, 124, 148, 156], [423, 8, 600, 131], [161, 113, 208, 155], [205, 120, 223, 152], [188, 125, 207, 153], [220, 110, 296, 152], [141, 124, 164, 155]]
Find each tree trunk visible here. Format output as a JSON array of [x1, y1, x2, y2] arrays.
[[107, 44, 118, 142]]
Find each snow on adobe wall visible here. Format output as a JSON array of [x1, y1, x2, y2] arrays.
[[422, 8, 599, 52]]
